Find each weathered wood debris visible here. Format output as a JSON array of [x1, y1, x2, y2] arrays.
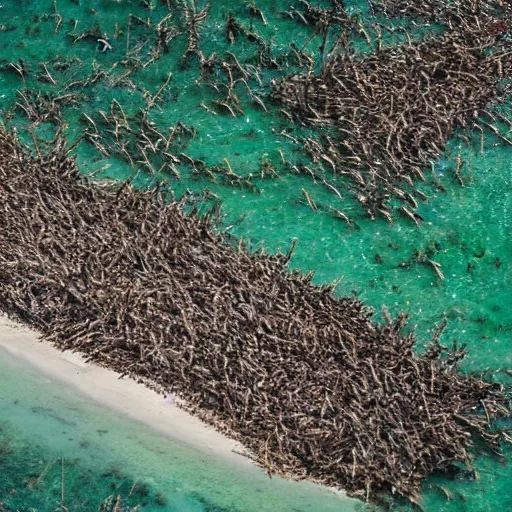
[[0, 129, 509, 504], [272, 0, 512, 218]]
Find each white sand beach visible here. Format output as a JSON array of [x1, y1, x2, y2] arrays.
[[0, 315, 253, 467]]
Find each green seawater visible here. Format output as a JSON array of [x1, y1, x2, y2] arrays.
[[0, 347, 360, 511], [0, 0, 511, 510]]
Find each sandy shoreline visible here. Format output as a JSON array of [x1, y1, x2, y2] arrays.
[[0, 315, 253, 467], [0, 315, 355, 507]]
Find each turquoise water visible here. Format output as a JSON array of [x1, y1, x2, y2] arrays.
[[0, 0, 511, 510], [0, 347, 360, 511]]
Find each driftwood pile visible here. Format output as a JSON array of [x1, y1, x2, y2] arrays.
[[374, 0, 508, 21], [0, 130, 509, 504], [272, 0, 512, 218]]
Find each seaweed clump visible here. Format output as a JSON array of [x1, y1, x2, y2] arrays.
[[0, 130, 509, 504]]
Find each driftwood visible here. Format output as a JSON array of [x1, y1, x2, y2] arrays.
[[272, 0, 512, 218], [0, 130, 509, 504]]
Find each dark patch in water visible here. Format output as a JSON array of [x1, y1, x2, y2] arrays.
[[30, 406, 77, 427]]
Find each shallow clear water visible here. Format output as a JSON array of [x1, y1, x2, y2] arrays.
[[0, 0, 511, 510], [0, 347, 360, 511]]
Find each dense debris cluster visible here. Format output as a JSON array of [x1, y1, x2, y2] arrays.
[[272, 0, 512, 218], [0, 130, 509, 503], [374, 0, 507, 21]]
